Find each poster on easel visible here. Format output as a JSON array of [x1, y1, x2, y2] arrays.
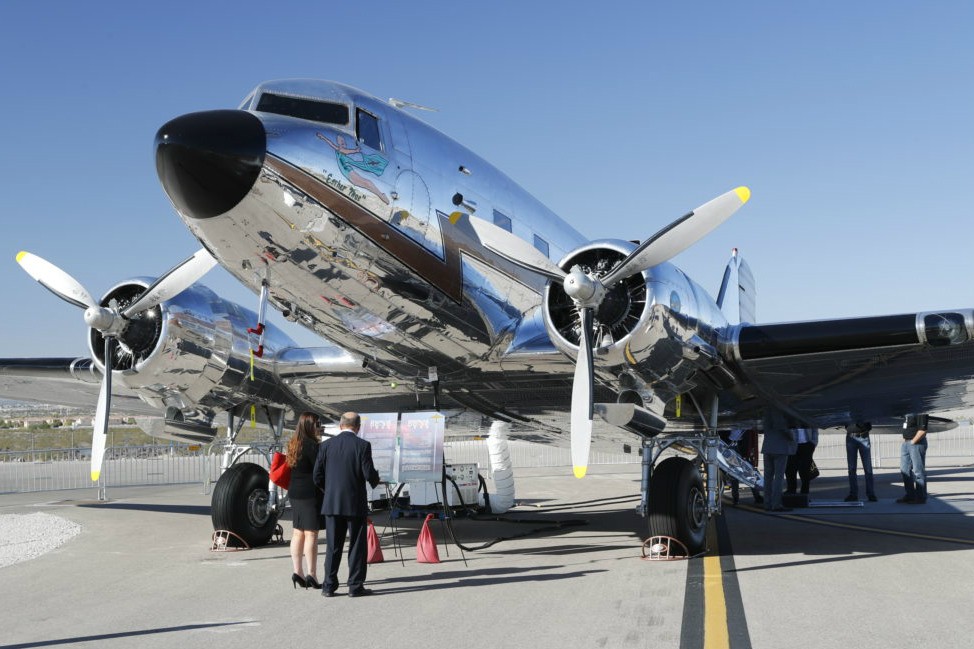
[[360, 412, 400, 483], [397, 411, 444, 483]]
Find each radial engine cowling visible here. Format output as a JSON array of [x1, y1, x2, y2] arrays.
[[542, 240, 649, 367], [88, 279, 294, 418], [542, 240, 725, 411]]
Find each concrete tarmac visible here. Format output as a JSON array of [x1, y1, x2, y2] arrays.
[[1, 463, 973, 649]]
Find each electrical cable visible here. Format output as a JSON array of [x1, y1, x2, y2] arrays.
[[440, 473, 587, 552]]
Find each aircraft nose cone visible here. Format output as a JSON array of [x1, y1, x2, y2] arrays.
[[155, 110, 265, 219]]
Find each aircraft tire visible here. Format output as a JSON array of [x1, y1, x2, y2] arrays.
[[648, 457, 707, 554], [211, 462, 278, 547]]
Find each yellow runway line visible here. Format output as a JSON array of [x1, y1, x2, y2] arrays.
[[704, 522, 730, 649]]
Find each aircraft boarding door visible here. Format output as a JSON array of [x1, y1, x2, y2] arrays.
[[381, 109, 443, 259], [390, 170, 442, 259]]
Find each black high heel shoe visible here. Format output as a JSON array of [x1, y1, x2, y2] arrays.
[[304, 575, 322, 590], [291, 573, 308, 589]]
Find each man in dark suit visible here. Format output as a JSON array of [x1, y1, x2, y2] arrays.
[[312, 411, 381, 597]]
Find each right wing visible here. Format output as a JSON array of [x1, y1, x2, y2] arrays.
[[0, 357, 157, 415]]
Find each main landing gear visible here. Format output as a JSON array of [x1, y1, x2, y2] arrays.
[[646, 456, 707, 553], [211, 462, 278, 546], [637, 396, 760, 554], [209, 405, 288, 547]]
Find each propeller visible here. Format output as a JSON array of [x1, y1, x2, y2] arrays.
[[16, 249, 217, 481], [471, 187, 751, 478], [571, 307, 594, 478], [15, 251, 97, 309]]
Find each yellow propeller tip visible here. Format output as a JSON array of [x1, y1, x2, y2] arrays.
[[16, 251, 27, 262], [90, 471, 100, 482], [573, 466, 588, 479], [734, 186, 751, 204]]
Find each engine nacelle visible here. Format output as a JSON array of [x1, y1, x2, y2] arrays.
[[88, 279, 296, 421]]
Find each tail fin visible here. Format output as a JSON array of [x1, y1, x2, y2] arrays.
[[716, 248, 756, 324]]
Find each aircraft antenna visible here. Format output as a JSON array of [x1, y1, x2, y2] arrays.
[[389, 98, 438, 112]]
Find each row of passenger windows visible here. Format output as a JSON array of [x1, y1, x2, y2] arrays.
[[255, 92, 552, 261], [493, 210, 549, 257]]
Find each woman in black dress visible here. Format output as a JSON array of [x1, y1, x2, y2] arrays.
[[287, 411, 324, 589]]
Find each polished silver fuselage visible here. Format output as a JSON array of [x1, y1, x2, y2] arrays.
[[9, 79, 974, 450], [167, 80, 727, 432]]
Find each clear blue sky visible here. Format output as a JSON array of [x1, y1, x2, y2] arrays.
[[2, 2, 972, 357]]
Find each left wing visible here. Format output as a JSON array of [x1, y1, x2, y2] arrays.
[[724, 310, 974, 428]]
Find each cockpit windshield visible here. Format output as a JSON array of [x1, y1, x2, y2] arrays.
[[255, 92, 349, 126]]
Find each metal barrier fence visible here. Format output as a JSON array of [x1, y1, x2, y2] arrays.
[[445, 439, 640, 469], [2, 427, 972, 494], [0, 444, 276, 495]]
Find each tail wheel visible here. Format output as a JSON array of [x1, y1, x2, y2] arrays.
[[211, 462, 278, 547], [648, 456, 708, 553]]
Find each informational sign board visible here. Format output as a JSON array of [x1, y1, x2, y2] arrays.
[[359, 412, 400, 483], [397, 411, 445, 482]]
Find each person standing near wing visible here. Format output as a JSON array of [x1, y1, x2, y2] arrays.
[[844, 421, 877, 502], [785, 427, 818, 497], [761, 410, 797, 512], [898, 414, 929, 504], [313, 411, 381, 597]]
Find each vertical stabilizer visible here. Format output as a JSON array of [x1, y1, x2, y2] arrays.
[[716, 249, 756, 325]]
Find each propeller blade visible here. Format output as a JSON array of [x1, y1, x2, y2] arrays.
[[571, 307, 595, 479], [90, 338, 114, 482], [600, 186, 750, 288], [467, 216, 566, 282], [122, 248, 217, 317], [16, 251, 97, 310]]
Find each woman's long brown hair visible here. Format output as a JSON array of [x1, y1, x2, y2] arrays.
[[286, 412, 320, 468]]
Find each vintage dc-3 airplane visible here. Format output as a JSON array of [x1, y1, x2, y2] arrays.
[[5, 79, 973, 553]]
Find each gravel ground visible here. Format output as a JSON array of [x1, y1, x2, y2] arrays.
[[0, 512, 81, 568]]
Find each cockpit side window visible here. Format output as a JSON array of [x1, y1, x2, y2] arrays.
[[255, 93, 349, 125], [356, 109, 381, 150]]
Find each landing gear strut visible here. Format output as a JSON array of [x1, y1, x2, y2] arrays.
[[637, 395, 758, 554], [638, 432, 762, 552]]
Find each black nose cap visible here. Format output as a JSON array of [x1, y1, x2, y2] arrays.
[[155, 110, 265, 219]]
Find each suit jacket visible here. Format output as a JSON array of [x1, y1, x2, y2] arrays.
[[312, 430, 380, 517]]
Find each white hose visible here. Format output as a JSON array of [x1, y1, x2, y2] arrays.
[[480, 420, 515, 513]]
